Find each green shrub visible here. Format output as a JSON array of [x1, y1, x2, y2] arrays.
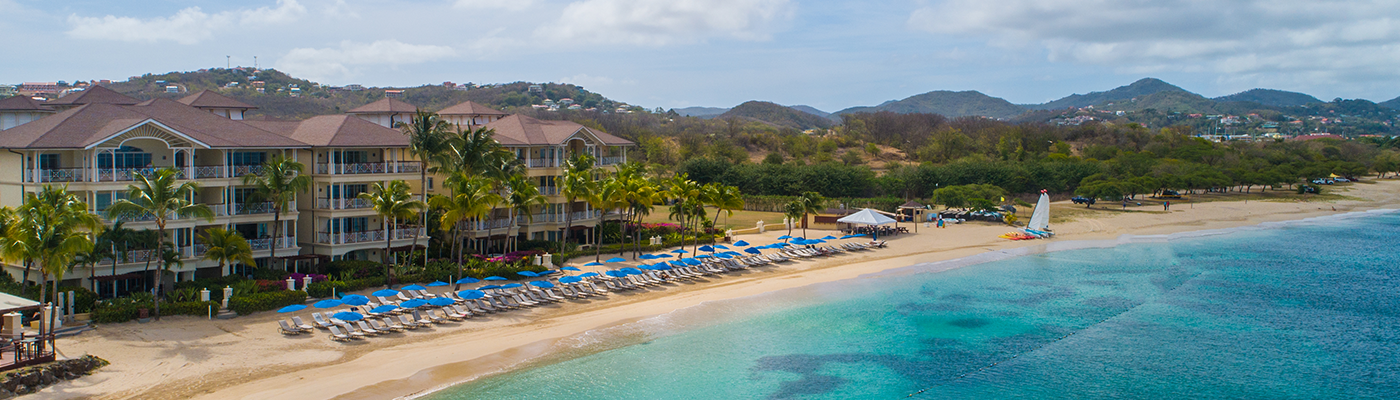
[[229, 290, 307, 315], [160, 301, 221, 317], [321, 260, 386, 279], [305, 277, 385, 298], [250, 268, 291, 281], [91, 304, 143, 323]]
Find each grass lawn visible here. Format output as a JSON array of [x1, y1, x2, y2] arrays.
[[639, 208, 788, 230]]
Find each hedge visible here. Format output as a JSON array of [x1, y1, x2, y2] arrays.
[[305, 277, 385, 298], [89, 300, 221, 323], [229, 290, 307, 315]]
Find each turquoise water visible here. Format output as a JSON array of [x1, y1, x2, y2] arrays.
[[423, 212, 1400, 399]]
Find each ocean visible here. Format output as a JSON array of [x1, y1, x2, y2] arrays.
[[421, 211, 1400, 399]]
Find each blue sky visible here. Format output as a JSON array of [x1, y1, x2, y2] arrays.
[[3, 0, 1399, 111]]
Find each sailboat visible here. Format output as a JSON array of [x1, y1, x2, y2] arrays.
[[1024, 190, 1054, 238]]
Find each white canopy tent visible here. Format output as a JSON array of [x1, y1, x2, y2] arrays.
[[837, 208, 897, 225]]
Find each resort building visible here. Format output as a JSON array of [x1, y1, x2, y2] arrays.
[[0, 88, 633, 295]]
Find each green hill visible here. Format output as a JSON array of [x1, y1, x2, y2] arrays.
[[674, 106, 729, 117], [835, 90, 1027, 119], [99, 68, 630, 119], [1213, 89, 1321, 107], [1379, 96, 1400, 110], [1031, 78, 1189, 110], [718, 101, 835, 129]]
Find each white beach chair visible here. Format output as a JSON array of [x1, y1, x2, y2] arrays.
[[278, 320, 304, 335], [291, 316, 316, 331], [328, 326, 356, 341]]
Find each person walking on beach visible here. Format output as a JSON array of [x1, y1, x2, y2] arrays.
[[1164, 201, 1170, 211]]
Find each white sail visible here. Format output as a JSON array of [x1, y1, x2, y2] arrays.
[[1026, 193, 1050, 231]]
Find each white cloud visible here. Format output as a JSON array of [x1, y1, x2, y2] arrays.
[[454, 0, 535, 12], [275, 40, 457, 82], [65, 0, 305, 44], [543, 0, 794, 45], [908, 0, 1400, 90]]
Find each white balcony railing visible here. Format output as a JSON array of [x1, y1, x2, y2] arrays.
[[233, 202, 279, 215], [193, 166, 225, 179], [316, 226, 424, 245], [34, 168, 85, 183], [598, 157, 622, 166], [316, 197, 372, 210], [527, 158, 558, 168], [248, 237, 295, 251], [540, 187, 559, 196], [315, 161, 423, 175], [231, 165, 265, 177], [468, 218, 514, 231]]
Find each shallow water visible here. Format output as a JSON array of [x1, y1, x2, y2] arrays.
[[423, 212, 1400, 399]]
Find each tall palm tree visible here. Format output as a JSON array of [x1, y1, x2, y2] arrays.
[[0, 207, 29, 296], [240, 156, 311, 270], [783, 200, 804, 239], [664, 174, 703, 252], [358, 180, 425, 286], [481, 155, 524, 255], [590, 177, 623, 262], [797, 191, 826, 239], [560, 153, 597, 254], [398, 110, 453, 267], [200, 228, 256, 277], [7, 185, 101, 346], [505, 175, 548, 253], [430, 173, 500, 289], [108, 168, 214, 319], [707, 184, 744, 245]]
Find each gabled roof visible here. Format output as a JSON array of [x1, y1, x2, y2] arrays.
[[483, 114, 634, 146], [347, 98, 417, 114], [246, 115, 408, 148], [0, 96, 54, 112], [178, 90, 257, 110], [45, 85, 139, 107], [0, 99, 309, 149], [898, 200, 924, 209], [437, 101, 506, 116]]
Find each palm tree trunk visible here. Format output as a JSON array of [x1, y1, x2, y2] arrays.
[[416, 169, 427, 268], [271, 210, 281, 270], [154, 224, 165, 321], [20, 261, 31, 297], [384, 217, 394, 289], [594, 219, 603, 262], [37, 271, 47, 338]]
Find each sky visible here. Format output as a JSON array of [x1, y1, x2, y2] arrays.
[[3, 0, 1399, 112]]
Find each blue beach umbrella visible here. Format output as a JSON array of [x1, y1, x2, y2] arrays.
[[371, 289, 400, 297], [278, 304, 307, 313], [583, 262, 604, 266], [682, 258, 701, 266], [484, 276, 508, 281], [717, 254, 733, 259], [478, 285, 502, 290], [638, 254, 657, 260], [695, 254, 712, 259], [745, 247, 762, 255], [331, 311, 364, 321], [714, 244, 730, 250], [428, 297, 456, 306], [529, 281, 555, 288], [399, 299, 428, 308], [517, 271, 539, 277], [340, 295, 370, 306], [427, 281, 450, 287], [370, 304, 399, 314], [605, 270, 627, 278], [777, 235, 792, 240], [313, 299, 343, 308], [620, 267, 644, 275], [654, 254, 673, 258], [605, 257, 627, 263], [670, 249, 689, 254], [559, 276, 583, 283], [698, 245, 714, 252], [455, 277, 481, 284], [821, 235, 837, 240], [653, 263, 673, 270], [579, 272, 600, 278], [457, 290, 486, 299], [537, 270, 558, 275], [733, 240, 750, 246], [401, 284, 427, 291], [501, 283, 524, 289], [561, 266, 582, 271]]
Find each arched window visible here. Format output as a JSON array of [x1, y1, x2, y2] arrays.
[[98, 146, 151, 169]]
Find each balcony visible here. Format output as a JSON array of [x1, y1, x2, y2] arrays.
[[315, 226, 424, 245], [33, 168, 85, 183], [598, 157, 622, 166], [248, 237, 296, 251], [527, 158, 558, 168], [519, 210, 601, 225], [231, 165, 265, 178], [316, 197, 373, 210], [233, 202, 280, 216], [468, 218, 514, 231], [540, 187, 559, 196], [315, 161, 422, 175], [193, 166, 225, 179]]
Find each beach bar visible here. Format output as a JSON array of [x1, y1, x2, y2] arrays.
[[0, 292, 52, 371]]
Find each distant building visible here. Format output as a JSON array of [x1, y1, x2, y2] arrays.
[[344, 84, 365, 91], [165, 85, 181, 93], [438, 101, 507, 127], [528, 84, 543, 94], [442, 82, 456, 89], [0, 95, 55, 130], [0, 85, 14, 97], [383, 89, 404, 98], [559, 98, 574, 106], [17, 82, 58, 96]]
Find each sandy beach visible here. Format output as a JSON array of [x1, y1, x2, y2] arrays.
[[38, 180, 1400, 400]]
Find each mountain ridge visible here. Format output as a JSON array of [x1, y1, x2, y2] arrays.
[[834, 90, 1027, 119]]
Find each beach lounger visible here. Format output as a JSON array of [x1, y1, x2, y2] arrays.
[[488, 296, 516, 309], [291, 316, 316, 331], [451, 305, 475, 319], [415, 289, 437, 298], [381, 317, 406, 331], [397, 314, 422, 329], [328, 326, 356, 341], [467, 300, 494, 313], [355, 321, 381, 335], [603, 280, 625, 291], [312, 312, 335, 329], [368, 318, 397, 333], [585, 282, 609, 294], [439, 307, 466, 321], [278, 320, 305, 335], [511, 293, 538, 306], [416, 309, 446, 324], [338, 321, 366, 337]]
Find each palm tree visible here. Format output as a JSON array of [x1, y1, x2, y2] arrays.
[[398, 110, 453, 267], [430, 173, 501, 289], [481, 155, 523, 255], [664, 174, 703, 252], [616, 170, 660, 259], [796, 191, 826, 239], [7, 185, 101, 346], [783, 200, 804, 239], [590, 177, 623, 262], [707, 184, 744, 245], [107, 168, 214, 319], [560, 153, 597, 254], [200, 228, 256, 277], [240, 156, 311, 270], [358, 180, 425, 286], [505, 175, 548, 253]]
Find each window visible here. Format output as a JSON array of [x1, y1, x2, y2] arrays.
[[335, 217, 370, 232], [338, 184, 367, 199], [229, 151, 265, 166], [333, 151, 367, 164], [95, 193, 111, 210], [38, 154, 58, 169], [427, 177, 434, 190], [98, 146, 151, 169]]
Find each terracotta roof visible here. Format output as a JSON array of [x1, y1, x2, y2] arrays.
[[45, 85, 139, 107], [178, 90, 257, 110], [0, 96, 54, 112], [482, 114, 634, 146], [437, 101, 506, 116], [898, 200, 924, 209], [347, 98, 417, 114], [0, 99, 309, 149], [246, 115, 409, 148]]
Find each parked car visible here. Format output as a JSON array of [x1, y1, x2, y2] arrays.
[[1311, 178, 1335, 185], [1071, 196, 1096, 206], [1155, 190, 1183, 199], [1334, 177, 1351, 182]]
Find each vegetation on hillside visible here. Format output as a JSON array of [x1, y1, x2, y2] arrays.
[[1213, 89, 1323, 107], [836, 90, 1027, 119], [718, 101, 835, 130]]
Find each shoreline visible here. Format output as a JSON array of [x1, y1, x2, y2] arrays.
[[43, 180, 1400, 400]]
